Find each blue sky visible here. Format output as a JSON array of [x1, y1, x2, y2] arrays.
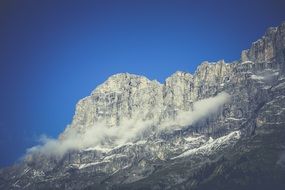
[[0, 0, 285, 167]]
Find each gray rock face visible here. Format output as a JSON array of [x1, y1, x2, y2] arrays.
[[241, 21, 285, 72], [67, 73, 163, 130], [1, 22, 285, 190], [63, 60, 234, 138]]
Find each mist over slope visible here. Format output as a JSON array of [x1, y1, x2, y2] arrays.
[[27, 92, 230, 157]]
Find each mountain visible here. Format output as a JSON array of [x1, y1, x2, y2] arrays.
[[1, 21, 285, 190]]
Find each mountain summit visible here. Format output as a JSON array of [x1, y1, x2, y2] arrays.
[[1, 22, 285, 190]]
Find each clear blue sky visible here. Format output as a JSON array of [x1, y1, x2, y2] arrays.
[[0, 0, 285, 167]]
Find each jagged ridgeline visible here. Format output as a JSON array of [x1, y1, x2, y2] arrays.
[[1, 22, 285, 190]]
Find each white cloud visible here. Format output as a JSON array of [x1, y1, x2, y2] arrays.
[[26, 92, 230, 158], [26, 119, 154, 158], [160, 92, 231, 130]]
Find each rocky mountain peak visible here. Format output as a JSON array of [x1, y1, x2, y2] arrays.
[[241, 22, 285, 67], [165, 71, 193, 85], [169, 70, 193, 77], [1, 21, 285, 190], [91, 73, 160, 95], [265, 26, 278, 36]]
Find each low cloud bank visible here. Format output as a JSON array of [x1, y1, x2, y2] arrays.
[[26, 92, 230, 158], [161, 92, 230, 130], [27, 119, 153, 158]]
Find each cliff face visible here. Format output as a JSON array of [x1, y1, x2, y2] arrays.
[[69, 73, 163, 130], [1, 22, 285, 190], [241, 22, 285, 71], [66, 60, 233, 136], [67, 20, 285, 137]]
